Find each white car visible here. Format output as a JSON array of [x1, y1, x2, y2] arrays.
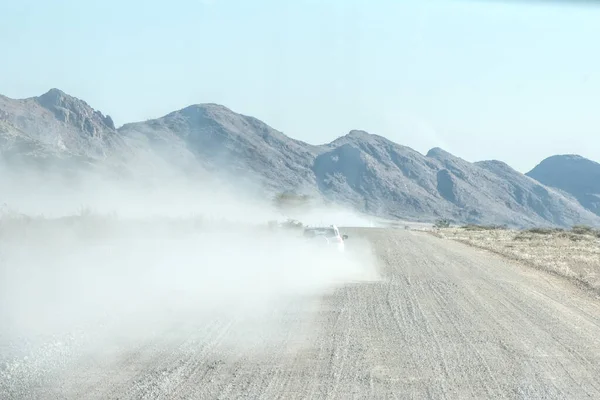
[[302, 225, 348, 253]]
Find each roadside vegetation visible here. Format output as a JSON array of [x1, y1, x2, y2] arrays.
[[272, 192, 313, 214], [0, 207, 267, 246], [432, 223, 600, 294]]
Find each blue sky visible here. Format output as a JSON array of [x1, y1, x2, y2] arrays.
[[1, 0, 599, 172]]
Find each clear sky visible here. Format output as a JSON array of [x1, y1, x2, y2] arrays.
[[1, 0, 599, 172]]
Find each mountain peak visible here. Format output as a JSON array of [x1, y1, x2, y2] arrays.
[[527, 154, 600, 217], [538, 154, 588, 164], [347, 130, 371, 138], [328, 129, 376, 147], [44, 87, 66, 96], [426, 147, 452, 159], [37, 88, 69, 105], [177, 103, 235, 117], [529, 154, 600, 172], [181, 103, 230, 112], [37, 88, 85, 108], [35, 88, 115, 131]]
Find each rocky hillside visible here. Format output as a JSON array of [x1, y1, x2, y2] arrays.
[[119, 103, 319, 193], [312, 131, 599, 227], [1, 89, 599, 228], [527, 155, 600, 217], [0, 89, 124, 160]]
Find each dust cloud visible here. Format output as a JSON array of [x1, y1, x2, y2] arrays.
[[0, 162, 379, 395]]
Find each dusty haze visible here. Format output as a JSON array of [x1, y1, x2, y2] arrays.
[[0, 163, 379, 398]]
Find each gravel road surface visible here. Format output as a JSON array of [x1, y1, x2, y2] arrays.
[[4, 228, 600, 399]]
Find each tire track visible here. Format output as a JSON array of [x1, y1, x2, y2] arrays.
[[9, 228, 600, 400]]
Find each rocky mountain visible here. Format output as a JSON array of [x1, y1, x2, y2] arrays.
[[312, 131, 599, 227], [119, 103, 319, 192], [1, 89, 599, 228], [526, 155, 600, 217], [0, 89, 123, 160]]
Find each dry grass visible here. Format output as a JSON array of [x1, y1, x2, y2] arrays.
[[435, 226, 600, 293]]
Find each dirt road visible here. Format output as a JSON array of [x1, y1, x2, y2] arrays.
[[5, 228, 600, 399]]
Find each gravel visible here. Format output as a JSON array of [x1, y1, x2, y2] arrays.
[[2, 228, 600, 399]]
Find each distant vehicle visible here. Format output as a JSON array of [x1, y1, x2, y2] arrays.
[[303, 225, 348, 253]]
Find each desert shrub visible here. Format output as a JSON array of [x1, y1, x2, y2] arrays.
[[557, 231, 588, 242], [461, 224, 507, 231], [273, 192, 312, 213], [525, 227, 560, 235], [514, 227, 561, 240], [571, 225, 595, 235], [513, 233, 530, 241], [434, 218, 451, 228]]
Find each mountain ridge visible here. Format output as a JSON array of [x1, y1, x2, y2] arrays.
[[1, 88, 599, 228], [526, 155, 600, 217]]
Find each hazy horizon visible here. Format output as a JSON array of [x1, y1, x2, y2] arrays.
[[2, 0, 599, 172]]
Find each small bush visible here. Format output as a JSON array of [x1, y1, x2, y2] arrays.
[[461, 224, 507, 231], [557, 231, 587, 242], [273, 192, 312, 212], [525, 227, 560, 235], [572, 225, 595, 235], [434, 219, 451, 228], [513, 234, 530, 241]]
